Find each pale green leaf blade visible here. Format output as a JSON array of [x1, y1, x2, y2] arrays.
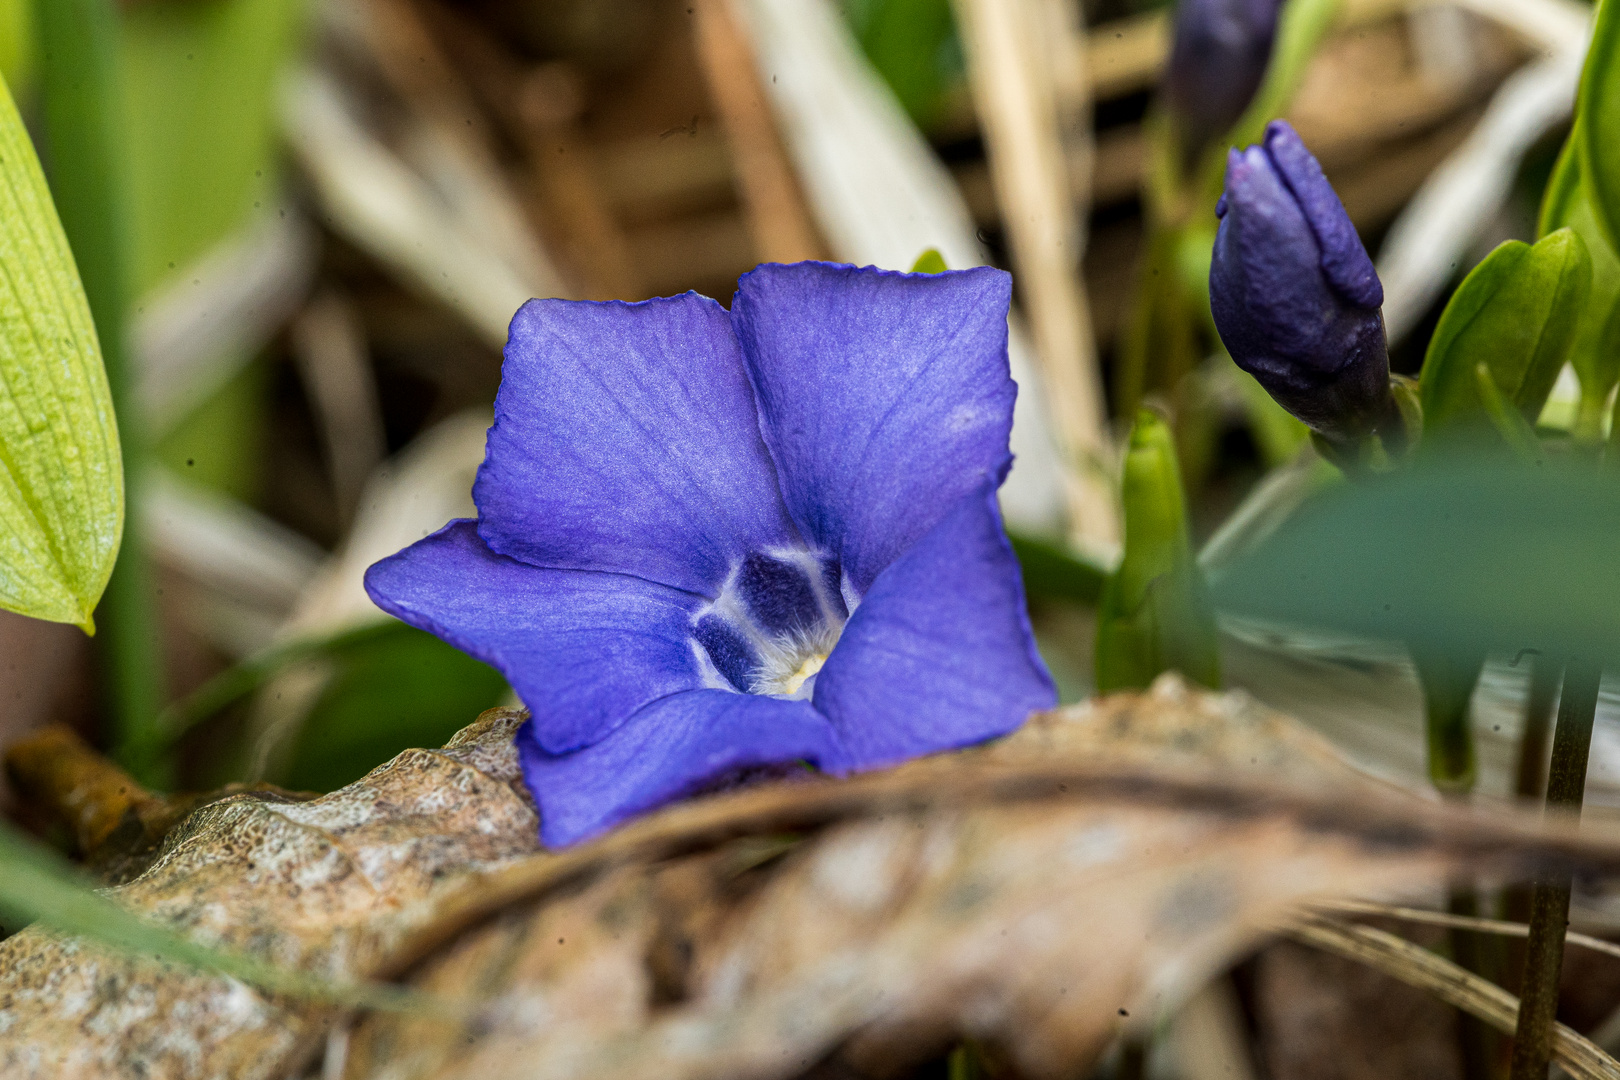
[[0, 73, 122, 630], [1418, 230, 1590, 434]]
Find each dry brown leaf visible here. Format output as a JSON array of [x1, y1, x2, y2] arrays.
[[5, 677, 1620, 1080]]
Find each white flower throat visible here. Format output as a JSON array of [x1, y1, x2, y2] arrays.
[[691, 549, 850, 699]]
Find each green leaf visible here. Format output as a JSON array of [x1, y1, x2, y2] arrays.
[[843, 0, 960, 127], [909, 247, 948, 274], [1418, 229, 1591, 437], [123, 0, 306, 294], [1209, 454, 1620, 665], [1472, 362, 1543, 461], [1008, 528, 1107, 606], [279, 624, 510, 793], [145, 621, 509, 793], [0, 0, 32, 94], [0, 73, 122, 630], [1539, 126, 1620, 439], [0, 817, 450, 1014], [1095, 411, 1220, 693], [1409, 644, 1482, 795], [1577, 0, 1620, 256]]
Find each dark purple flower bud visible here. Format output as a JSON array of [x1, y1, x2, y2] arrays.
[[1210, 120, 1392, 442], [1163, 0, 1284, 159]]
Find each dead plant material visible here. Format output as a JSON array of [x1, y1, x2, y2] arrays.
[[1286, 918, 1620, 1080], [8, 678, 1620, 1080]]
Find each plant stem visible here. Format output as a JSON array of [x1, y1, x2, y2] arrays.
[[1508, 658, 1602, 1080], [1412, 646, 1491, 1078], [1413, 648, 1483, 796], [1514, 654, 1563, 801], [35, 0, 167, 784], [1504, 655, 1563, 998], [1448, 888, 1502, 1080]]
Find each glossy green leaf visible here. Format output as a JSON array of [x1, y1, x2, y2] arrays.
[[0, 818, 447, 1014], [1095, 411, 1220, 693], [1418, 229, 1591, 436], [0, 73, 122, 630], [1539, 126, 1620, 439], [1209, 455, 1620, 665], [1577, 0, 1620, 256]]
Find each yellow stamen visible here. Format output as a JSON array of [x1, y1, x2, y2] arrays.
[[780, 652, 827, 696]]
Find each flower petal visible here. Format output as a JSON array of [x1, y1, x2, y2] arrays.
[[364, 520, 708, 754], [518, 691, 845, 847], [474, 293, 798, 596], [813, 482, 1056, 767], [732, 263, 1018, 594]]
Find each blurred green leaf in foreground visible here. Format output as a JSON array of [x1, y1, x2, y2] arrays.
[[1211, 454, 1620, 665], [0, 70, 123, 631]]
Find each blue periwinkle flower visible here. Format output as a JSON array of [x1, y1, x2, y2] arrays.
[[1210, 120, 1392, 441], [364, 263, 1056, 847], [1164, 0, 1284, 159]]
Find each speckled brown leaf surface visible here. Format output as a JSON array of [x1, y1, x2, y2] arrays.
[[6, 678, 1620, 1080]]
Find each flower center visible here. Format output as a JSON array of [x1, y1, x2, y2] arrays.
[[777, 651, 828, 697], [691, 549, 849, 699]]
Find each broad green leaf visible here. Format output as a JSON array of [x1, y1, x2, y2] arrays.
[[279, 624, 510, 793], [0, 818, 446, 1014], [145, 621, 510, 794], [0, 74, 122, 630], [125, 0, 305, 499], [1008, 529, 1107, 606], [123, 0, 305, 294], [1209, 455, 1620, 665], [1577, 0, 1620, 256], [1095, 411, 1220, 692], [0, 0, 31, 94], [1418, 229, 1591, 435], [1539, 126, 1620, 439], [909, 247, 948, 274]]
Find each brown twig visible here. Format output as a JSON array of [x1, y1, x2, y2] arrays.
[[690, 0, 826, 264], [1288, 917, 1620, 1080]]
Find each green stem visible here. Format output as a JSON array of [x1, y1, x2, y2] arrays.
[[1413, 648, 1483, 796], [35, 0, 167, 784], [1509, 658, 1602, 1080], [1515, 655, 1563, 801]]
